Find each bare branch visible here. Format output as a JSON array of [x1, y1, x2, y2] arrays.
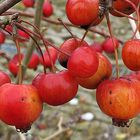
[[0, 0, 21, 15], [44, 116, 69, 140]]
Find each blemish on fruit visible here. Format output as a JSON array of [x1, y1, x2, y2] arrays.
[[109, 90, 112, 95], [21, 97, 26, 102], [126, 7, 132, 11], [32, 98, 36, 102], [109, 101, 112, 105]]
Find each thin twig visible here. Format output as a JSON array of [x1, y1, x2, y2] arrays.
[[0, 51, 10, 61], [21, 0, 44, 79], [21, 20, 56, 72], [129, 14, 140, 39], [105, 12, 120, 78], [0, 0, 21, 15], [15, 23, 47, 74], [18, 133, 26, 140], [58, 18, 76, 38], [7, 126, 26, 140], [3, 9, 124, 44], [44, 116, 69, 140]]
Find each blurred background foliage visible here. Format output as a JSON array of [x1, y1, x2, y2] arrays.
[[0, 0, 139, 140]]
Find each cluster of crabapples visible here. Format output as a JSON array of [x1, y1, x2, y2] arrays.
[[65, 0, 140, 127], [0, 0, 139, 133]]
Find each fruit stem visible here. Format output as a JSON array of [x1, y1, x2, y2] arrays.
[[20, 20, 56, 73], [15, 24, 47, 73], [80, 15, 105, 45], [2, 9, 124, 44], [129, 14, 140, 39], [15, 22, 71, 57], [105, 12, 120, 78], [0, 51, 10, 61], [40, 33, 56, 73], [80, 29, 89, 45], [124, 0, 140, 39], [13, 27, 22, 84], [21, 0, 44, 78], [45, 39, 71, 57], [113, 9, 137, 21], [58, 18, 76, 38]]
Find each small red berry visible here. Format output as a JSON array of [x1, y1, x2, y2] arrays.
[[8, 54, 24, 76], [43, 0, 53, 17], [0, 31, 5, 44], [0, 84, 43, 132], [22, 0, 35, 7], [58, 38, 88, 68], [90, 42, 103, 53], [8, 53, 40, 76], [28, 53, 40, 70], [5, 25, 13, 33], [122, 39, 140, 71], [39, 47, 57, 67], [96, 77, 140, 127], [66, 0, 99, 26], [0, 71, 11, 86], [32, 70, 78, 106], [110, 0, 139, 17], [17, 29, 30, 42], [102, 37, 119, 53]]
